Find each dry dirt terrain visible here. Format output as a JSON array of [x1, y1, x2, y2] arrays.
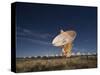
[[16, 55, 97, 73]]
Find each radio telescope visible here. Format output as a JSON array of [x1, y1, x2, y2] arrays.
[[52, 29, 77, 57]]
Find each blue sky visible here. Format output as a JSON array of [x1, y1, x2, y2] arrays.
[[16, 2, 97, 57]]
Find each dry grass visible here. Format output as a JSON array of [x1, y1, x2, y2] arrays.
[[16, 55, 97, 73]]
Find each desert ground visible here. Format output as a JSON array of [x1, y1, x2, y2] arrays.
[[16, 55, 97, 73]]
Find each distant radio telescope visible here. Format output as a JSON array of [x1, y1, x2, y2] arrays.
[[52, 29, 77, 57]]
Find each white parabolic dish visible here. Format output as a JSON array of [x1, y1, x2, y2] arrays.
[[52, 30, 77, 47]]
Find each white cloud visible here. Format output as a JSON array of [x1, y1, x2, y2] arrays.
[[17, 27, 52, 40], [17, 36, 51, 45]]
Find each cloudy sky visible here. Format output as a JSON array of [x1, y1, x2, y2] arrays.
[[16, 2, 97, 57]]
